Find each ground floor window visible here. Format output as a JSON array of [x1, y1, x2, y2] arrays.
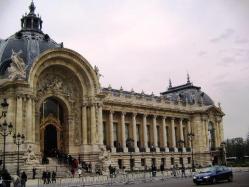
[[188, 157, 191, 164], [141, 158, 145, 166], [171, 157, 174, 165], [118, 159, 123, 169]]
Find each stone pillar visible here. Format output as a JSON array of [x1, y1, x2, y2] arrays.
[[109, 111, 115, 152], [26, 96, 32, 143], [187, 120, 191, 147], [179, 118, 186, 152], [152, 115, 159, 152], [90, 104, 96, 144], [16, 96, 23, 134], [132, 113, 139, 152], [98, 104, 103, 145], [142, 114, 149, 152], [81, 104, 88, 144], [162, 116, 168, 152], [170, 118, 177, 151], [121, 112, 127, 152], [216, 121, 220, 147]]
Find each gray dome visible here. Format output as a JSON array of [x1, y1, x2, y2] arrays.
[[161, 82, 214, 106], [0, 2, 62, 77]]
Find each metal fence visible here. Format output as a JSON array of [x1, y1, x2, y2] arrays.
[[34, 169, 196, 187]]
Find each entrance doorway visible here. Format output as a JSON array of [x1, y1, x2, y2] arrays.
[[44, 124, 57, 157]]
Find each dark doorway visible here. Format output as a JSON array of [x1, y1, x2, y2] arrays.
[[44, 124, 57, 157]]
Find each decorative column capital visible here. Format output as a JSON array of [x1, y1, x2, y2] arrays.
[[109, 110, 114, 115], [162, 116, 167, 120], [132, 112, 137, 117], [121, 111, 126, 116], [153, 115, 157, 119]]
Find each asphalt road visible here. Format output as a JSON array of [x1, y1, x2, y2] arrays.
[[111, 172, 249, 187]]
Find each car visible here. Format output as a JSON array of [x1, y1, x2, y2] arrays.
[[193, 165, 233, 185]]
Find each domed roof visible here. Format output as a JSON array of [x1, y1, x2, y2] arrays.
[[160, 76, 214, 106], [0, 2, 62, 78]]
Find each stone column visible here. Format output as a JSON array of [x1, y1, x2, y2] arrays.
[[121, 112, 127, 152], [16, 96, 23, 134], [142, 114, 149, 152], [152, 115, 159, 152], [132, 113, 139, 152], [179, 118, 186, 152], [216, 121, 220, 147], [187, 120, 191, 147], [170, 117, 177, 151], [162, 116, 168, 151], [109, 111, 115, 152], [90, 104, 96, 144], [98, 104, 103, 145], [81, 104, 88, 144], [26, 96, 32, 143]]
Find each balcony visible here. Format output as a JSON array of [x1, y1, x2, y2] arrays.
[[160, 147, 165, 152]]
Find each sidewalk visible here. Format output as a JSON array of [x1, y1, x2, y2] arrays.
[[25, 167, 249, 187]]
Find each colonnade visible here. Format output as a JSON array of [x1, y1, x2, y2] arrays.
[[102, 110, 193, 153]]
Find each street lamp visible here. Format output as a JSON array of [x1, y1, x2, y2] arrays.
[[177, 140, 184, 167], [0, 121, 13, 170], [187, 132, 195, 172], [126, 138, 134, 171], [13, 133, 25, 176]]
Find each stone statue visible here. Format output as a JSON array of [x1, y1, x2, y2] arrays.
[[7, 50, 27, 80], [94, 65, 103, 79], [99, 146, 112, 175], [24, 145, 39, 164]]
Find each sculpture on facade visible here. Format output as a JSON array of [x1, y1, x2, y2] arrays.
[[7, 50, 27, 80], [24, 145, 39, 164], [98, 146, 112, 175]]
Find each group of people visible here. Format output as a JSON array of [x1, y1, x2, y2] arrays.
[[42, 171, 56, 184], [172, 164, 186, 177]]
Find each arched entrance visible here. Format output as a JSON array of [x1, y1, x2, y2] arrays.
[[40, 97, 67, 156], [44, 124, 57, 157]]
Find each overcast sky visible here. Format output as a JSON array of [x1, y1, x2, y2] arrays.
[[1, 0, 249, 139]]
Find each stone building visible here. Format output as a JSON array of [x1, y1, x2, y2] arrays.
[[0, 2, 224, 173]]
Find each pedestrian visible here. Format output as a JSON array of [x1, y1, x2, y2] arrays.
[[151, 164, 157, 177], [71, 168, 75, 178], [42, 171, 46, 184], [14, 177, 21, 187], [52, 171, 56, 183], [21, 171, 27, 187], [78, 168, 82, 178], [32, 168, 36, 179], [160, 163, 164, 174], [172, 165, 176, 177], [47, 171, 51, 184], [181, 165, 186, 178], [0, 176, 3, 187]]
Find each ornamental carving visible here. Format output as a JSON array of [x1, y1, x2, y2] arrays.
[[7, 50, 27, 80]]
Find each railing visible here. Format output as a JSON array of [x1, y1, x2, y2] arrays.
[[32, 168, 199, 187]]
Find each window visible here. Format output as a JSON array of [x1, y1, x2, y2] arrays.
[[125, 123, 129, 140], [180, 157, 183, 165], [141, 158, 145, 166], [103, 122, 107, 145], [113, 123, 118, 147], [136, 124, 140, 142], [152, 158, 156, 166], [157, 126, 160, 146], [118, 159, 123, 169], [147, 125, 150, 145], [188, 157, 191, 164], [171, 157, 174, 165], [166, 126, 170, 147], [161, 158, 165, 167]]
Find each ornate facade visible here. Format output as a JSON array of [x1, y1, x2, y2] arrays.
[[0, 2, 224, 173]]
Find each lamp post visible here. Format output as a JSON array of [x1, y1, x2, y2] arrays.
[[13, 133, 25, 176], [187, 132, 195, 172], [126, 138, 134, 171], [0, 98, 13, 171], [177, 140, 184, 167]]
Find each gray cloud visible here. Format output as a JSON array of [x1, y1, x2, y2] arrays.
[[210, 29, 235, 43], [197, 50, 207, 56]]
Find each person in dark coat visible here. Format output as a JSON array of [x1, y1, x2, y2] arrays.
[[52, 171, 56, 183], [32, 168, 37, 179], [42, 171, 46, 184], [47, 171, 51, 184], [21, 171, 27, 187]]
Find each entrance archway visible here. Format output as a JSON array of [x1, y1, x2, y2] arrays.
[[44, 124, 57, 157], [39, 97, 68, 156]]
